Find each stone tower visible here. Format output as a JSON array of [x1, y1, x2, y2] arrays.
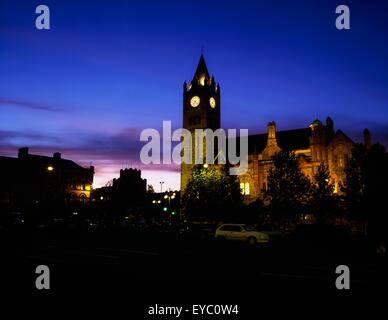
[[181, 54, 221, 191], [310, 118, 327, 174]]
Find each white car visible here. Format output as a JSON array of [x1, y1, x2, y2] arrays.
[[215, 224, 269, 244]]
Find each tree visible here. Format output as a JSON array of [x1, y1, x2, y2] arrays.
[[342, 143, 388, 232], [264, 150, 311, 223], [181, 164, 243, 220], [311, 163, 337, 223], [147, 184, 155, 193], [341, 144, 365, 216]]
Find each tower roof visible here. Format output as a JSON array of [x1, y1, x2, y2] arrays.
[[310, 118, 323, 126], [193, 54, 210, 80]]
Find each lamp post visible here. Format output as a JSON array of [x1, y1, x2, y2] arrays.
[[159, 181, 164, 193], [164, 192, 176, 214]]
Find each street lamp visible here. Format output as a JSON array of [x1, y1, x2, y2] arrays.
[[159, 181, 164, 193], [164, 192, 176, 213]]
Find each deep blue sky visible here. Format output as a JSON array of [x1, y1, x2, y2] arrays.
[[1, 0, 387, 190]]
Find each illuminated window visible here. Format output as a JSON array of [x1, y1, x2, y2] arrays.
[[240, 182, 250, 195], [339, 155, 344, 168], [245, 183, 250, 195]]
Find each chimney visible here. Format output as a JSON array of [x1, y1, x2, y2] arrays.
[[363, 128, 372, 150], [18, 147, 29, 159], [53, 152, 61, 160]]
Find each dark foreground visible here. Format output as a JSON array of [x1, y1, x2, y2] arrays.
[[1, 228, 386, 300]]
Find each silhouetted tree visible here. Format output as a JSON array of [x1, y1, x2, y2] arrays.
[[341, 144, 365, 217], [264, 150, 311, 223], [342, 143, 388, 244], [181, 164, 243, 220], [311, 163, 337, 223], [147, 184, 155, 193]]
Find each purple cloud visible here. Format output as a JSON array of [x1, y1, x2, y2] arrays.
[[0, 98, 67, 112]]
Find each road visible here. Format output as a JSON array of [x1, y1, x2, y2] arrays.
[[0, 230, 386, 298]]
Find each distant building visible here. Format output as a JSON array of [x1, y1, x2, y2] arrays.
[[0, 147, 94, 209], [112, 168, 147, 198], [94, 168, 147, 209], [181, 55, 370, 202]]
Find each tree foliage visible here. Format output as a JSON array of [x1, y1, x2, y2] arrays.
[[342, 143, 388, 225], [181, 165, 243, 220], [264, 150, 311, 222], [311, 163, 337, 223]]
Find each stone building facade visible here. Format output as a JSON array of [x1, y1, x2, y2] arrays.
[[181, 55, 368, 202]]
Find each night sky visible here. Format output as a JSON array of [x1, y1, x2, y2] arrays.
[[1, 0, 387, 190]]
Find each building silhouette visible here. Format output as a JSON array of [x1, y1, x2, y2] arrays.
[[0, 147, 94, 210], [94, 168, 147, 211]]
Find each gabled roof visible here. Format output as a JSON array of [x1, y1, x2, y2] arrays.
[[23, 154, 86, 171], [331, 129, 354, 144], [0, 153, 90, 172], [227, 127, 311, 155], [248, 128, 311, 154]]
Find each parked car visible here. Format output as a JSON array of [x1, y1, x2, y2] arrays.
[[215, 224, 269, 244]]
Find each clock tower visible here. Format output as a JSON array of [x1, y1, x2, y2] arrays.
[[181, 54, 221, 191]]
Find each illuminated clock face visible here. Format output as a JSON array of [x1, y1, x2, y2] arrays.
[[190, 96, 200, 107], [209, 97, 216, 108]]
